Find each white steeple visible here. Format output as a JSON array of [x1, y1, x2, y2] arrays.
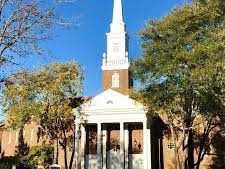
[[111, 0, 125, 32], [102, 0, 129, 70]]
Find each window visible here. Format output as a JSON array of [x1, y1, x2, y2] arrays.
[[112, 72, 120, 88]]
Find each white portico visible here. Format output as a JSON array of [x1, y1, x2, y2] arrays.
[[74, 89, 152, 169], [74, 0, 152, 168]]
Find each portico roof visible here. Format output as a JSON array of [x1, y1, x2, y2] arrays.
[[75, 89, 147, 123]]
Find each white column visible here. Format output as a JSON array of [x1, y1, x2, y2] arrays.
[[120, 122, 124, 168], [97, 123, 102, 169], [80, 124, 86, 169], [143, 119, 152, 169], [124, 124, 129, 169], [147, 119, 152, 169], [143, 120, 148, 169], [102, 126, 107, 169], [74, 121, 79, 169]]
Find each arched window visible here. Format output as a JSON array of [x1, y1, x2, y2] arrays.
[[112, 72, 120, 88]]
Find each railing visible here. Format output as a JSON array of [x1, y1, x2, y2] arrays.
[[102, 58, 129, 67]]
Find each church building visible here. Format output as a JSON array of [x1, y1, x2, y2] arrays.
[[0, 0, 171, 169], [1, 0, 222, 169], [73, 0, 152, 169]]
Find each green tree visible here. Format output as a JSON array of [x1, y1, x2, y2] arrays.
[[17, 145, 54, 169], [2, 62, 83, 169], [132, 0, 225, 169], [0, 145, 54, 169], [0, 156, 15, 169]]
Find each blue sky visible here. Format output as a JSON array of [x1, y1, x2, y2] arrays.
[[0, 0, 185, 119], [18, 0, 185, 96], [0, 0, 186, 119]]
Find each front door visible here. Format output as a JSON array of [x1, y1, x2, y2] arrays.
[[107, 129, 121, 169]]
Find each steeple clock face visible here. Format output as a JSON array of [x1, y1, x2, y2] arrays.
[[112, 72, 120, 88]]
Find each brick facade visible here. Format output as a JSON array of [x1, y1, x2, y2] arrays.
[[0, 122, 73, 169], [103, 69, 132, 95]]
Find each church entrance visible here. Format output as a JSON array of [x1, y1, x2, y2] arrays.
[[128, 123, 144, 169], [106, 124, 121, 169], [83, 122, 145, 169]]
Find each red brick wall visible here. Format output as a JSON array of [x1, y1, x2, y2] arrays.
[[103, 69, 132, 95], [0, 123, 73, 168]]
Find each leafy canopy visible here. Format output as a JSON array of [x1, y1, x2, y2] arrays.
[[132, 0, 225, 168], [2, 62, 83, 128], [133, 0, 225, 118]]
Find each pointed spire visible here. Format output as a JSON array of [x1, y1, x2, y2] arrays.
[[102, 0, 129, 71], [110, 0, 125, 32], [112, 0, 124, 24]]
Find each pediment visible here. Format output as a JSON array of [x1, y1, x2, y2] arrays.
[[80, 89, 144, 111]]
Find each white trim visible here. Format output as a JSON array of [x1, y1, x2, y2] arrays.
[[81, 125, 86, 169], [97, 123, 102, 168], [124, 127, 129, 169], [101, 63, 130, 71], [102, 129, 107, 169], [120, 122, 125, 168]]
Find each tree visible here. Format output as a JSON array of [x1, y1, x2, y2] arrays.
[[17, 145, 54, 169], [132, 0, 225, 169], [2, 62, 83, 169], [0, 145, 54, 169], [0, 0, 77, 84]]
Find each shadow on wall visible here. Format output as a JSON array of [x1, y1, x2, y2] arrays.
[[85, 153, 124, 169], [14, 127, 30, 169], [85, 155, 97, 169], [0, 127, 30, 169], [0, 127, 54, 169], [150, 116, 166, 169], [84, 153, 144, 169], [107, 152, 123, 169], [128, 154, 144, 169]]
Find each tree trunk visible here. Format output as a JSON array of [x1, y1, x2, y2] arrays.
[[69, 146, 75, 169], [56, 138, 59, 164], [184, 88, 195, 169], [69, 117, 76, 169], [195, 162, 201, 169], [63, 144, 68, 169], [187, 128, 194, 169], [184, 127, 195, 169]]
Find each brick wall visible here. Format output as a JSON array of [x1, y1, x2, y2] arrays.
[[103, 69, 132, 95], [0, 122, 73, 169]]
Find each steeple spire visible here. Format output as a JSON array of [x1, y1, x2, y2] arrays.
[[102, 0, 129, 70], [102, 0, 131, 95], [110, 0, 125, 32], [112, 0, 124, 25]]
